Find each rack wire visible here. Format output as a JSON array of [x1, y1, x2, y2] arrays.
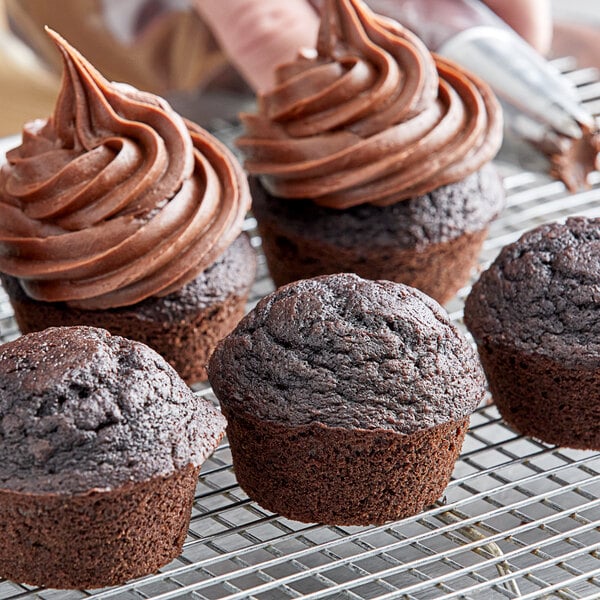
[[0, 57, 599, 599]]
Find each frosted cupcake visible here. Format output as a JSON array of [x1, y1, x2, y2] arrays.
[[238, 0, 504, 303], [0, 30, 255, 383]]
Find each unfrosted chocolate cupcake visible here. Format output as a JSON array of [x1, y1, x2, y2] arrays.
[[237, 0, 504, 303], [0, 30, 255, 383], [464, 217, 600, 449], [0, 326, 226, 589], [209, 273, 486, 525]]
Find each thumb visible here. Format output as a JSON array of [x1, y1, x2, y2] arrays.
[[195, 0, 319, 92], [482, 0, 553, 55]]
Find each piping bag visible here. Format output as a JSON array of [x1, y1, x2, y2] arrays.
[[313, 0, 600, 190]]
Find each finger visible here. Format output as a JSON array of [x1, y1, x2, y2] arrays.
[[195, 0, 319, 92], [482, 0, 553, 54]]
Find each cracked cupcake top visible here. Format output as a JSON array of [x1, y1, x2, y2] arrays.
[[238, 0, 502, 209], [465, 217, 600, 367], [0, 30, 250, 310], [209, 273, 485, 434], [0, 327, 226, 494]]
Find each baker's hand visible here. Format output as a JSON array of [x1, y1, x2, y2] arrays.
[[195, 0, 319, 92], [196, 0, 552, 91], [483, 0, 552, 56]]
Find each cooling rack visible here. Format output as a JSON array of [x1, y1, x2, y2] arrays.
[[0, 56, 600, 599]]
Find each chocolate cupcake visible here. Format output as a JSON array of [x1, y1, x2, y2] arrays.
[[209, 273, 486, 525], [237, 0, 504, 303], [0, 30, 255, 383], [464, 217, 600, 450], [0, 326, 226, 589]]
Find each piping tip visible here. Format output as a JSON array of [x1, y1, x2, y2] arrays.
[[545, 103, 588, 140], [438, 24, 599, 189], [439, 26, 595, 141]]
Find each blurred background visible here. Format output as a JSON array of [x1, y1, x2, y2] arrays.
[[0, 0, 597, 137]]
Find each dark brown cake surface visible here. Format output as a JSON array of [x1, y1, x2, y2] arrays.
[[209, 273, 485, 434], [223, 411, 469, 525], [97, 234, 256, 321], [0, 326, 226, 494], [465, 217, 600, 366], [251, 164, 504, 250]]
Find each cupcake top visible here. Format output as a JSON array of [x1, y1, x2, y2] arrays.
[[0, 327, 226, 495], [465, 217, 600, 367], [209, 273, 486, 434], [238, 0, 502, 209], [0, 29, 250, 310]]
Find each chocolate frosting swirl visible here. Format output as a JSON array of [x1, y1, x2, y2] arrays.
[[238, 0, 502, 208], [0, 30, 250, 309]]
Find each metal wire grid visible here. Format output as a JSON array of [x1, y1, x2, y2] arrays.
[[0, 58, 600, 599]]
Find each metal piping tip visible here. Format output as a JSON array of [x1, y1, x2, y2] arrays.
[[546, 105, 586, 139], [569, 103, 596, 130], [439, 26, 595, 142]]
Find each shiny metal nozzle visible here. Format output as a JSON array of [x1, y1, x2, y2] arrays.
[[438, 25, 595, 141]]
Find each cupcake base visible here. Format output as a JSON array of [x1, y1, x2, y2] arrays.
[[224, 409, 469, 525], [1, 234, 256, 384], [251, 165, 504, 304], [0, 465, 199, 589], [476, 342, 600, 450]]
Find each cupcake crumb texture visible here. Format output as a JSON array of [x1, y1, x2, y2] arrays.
[[210, 273, 485, 434], [0, 326, 226, 494]]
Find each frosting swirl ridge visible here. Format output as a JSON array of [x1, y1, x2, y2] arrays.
[[0, 30, 250, 309], [238, 0, 502, 208]]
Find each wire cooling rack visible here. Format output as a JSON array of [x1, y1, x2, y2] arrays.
[[1, 56, 600, 599]]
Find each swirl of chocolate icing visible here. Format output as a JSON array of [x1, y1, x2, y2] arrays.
[[0, 30, 250, 310], [238, 0, 502, 209]]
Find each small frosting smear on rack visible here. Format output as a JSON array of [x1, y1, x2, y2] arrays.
[[547, 123, 600, 193]]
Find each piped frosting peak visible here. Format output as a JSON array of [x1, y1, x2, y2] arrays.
[[0, 29, 250, 309], [238, 0, 502, 208]]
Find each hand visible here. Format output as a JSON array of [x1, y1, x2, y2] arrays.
[[484, 0, 552, 56], [195, 0, 319, 92], [196, 0, 552, 92]]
